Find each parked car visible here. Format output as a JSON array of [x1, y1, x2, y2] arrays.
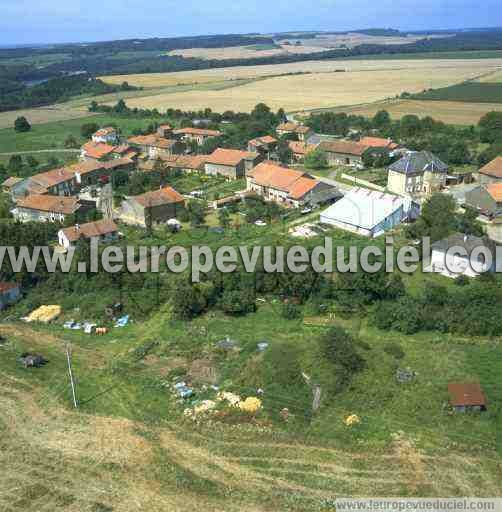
[[254, 220, 267, 226]]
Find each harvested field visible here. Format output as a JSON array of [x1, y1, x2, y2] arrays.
[[101, 57, 502, 88], [330, 99, 502, 125], [103, 64, 501, 113]]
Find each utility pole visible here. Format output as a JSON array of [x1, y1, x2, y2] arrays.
[[66, 344, 78, 409]]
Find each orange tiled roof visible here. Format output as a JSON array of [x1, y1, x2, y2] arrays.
[[288, 141, 318, 155], [30, 167, 77, 188], [248, 161, 305, 191], [318, 140, 368, 157], [277, 122, 298, 132], [287, 176, 319, 199], [82, 142, 117, 159], [132, 187, 184, 208], [61, 219, 118, 243], [487, 183, 502, 202], [479, 156, 502, 179], [249, 135, 277, 147], [17, 195, 80, 214], [2, 176, 23, 188], [173, 127, 222, 137], [359, 136, 399, 150], [448, 382, 486, 407], [93, 127, 117, 137], [206, 148, 256, 167]]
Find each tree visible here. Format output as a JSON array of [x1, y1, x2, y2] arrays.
[[81, 122, 100, 139], [187, 200, 206, 227], [304, 149, 328, 170], [400, 115, 421, 138], [372, 110, 391, 129], [8, 155, 23, 174], [26, 155, 39, 169], [406, 193, 457, 242], [319, 326, 365, 390], [479, 112, 502, 143], [64, 135, 79, 149], [276, 140, 293, 165], [14, 116, 31, 133], [219, 288, 256, 315], [218, 207, 231, 229]]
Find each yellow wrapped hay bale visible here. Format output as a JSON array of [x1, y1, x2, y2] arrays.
[[26, 305, 62, 324], [238, 397, 262, 414], [344, 414, 360, 427]]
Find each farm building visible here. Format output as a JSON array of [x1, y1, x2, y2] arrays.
[[317, 140, 367, 167], [465, 183, 502, 219], [319, 188, 417, 237], [246, 161, 340, 208], [247, 136, 278, 158], [358, 136, 400, 152], [128, 135, 185, 159], [161, 154, 208, 173], [172, 127, 222, 145], [426, 233, 496, 278], [119, 186, 185, 227], [92, 127, 119, 145], [12, 195, 80, 223], [12, 167, 78, 198], [478, 156, 502, 185], [448, 383, 487, 412], [1, 177, 22, 194], [0, 282, 21, 310], [387, 151, 448, 197], [276, 122, 312, 142], [205, 148, 261, 179], [58, 219, 119, 250], [157, 124, 173, 138], [288, 141, 319, 163]]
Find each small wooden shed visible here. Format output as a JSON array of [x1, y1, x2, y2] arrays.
[[448, 382, 487, 412]]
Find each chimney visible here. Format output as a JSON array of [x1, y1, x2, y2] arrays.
[[75, 224, 80, 232], [464, 234, 468, 243]]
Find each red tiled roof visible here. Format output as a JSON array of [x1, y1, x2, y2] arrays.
[[288, 141, 318, 155], [359, 136, 399, 150], [287, 176, 319, 199], [318, 140, 368, 157], [127, 135, 177, 149], [61, 219, 118, 243], [0, 282, 19, 294], [166, 154, 208, 170], [93, 127, 117, 137], [132, 187, 184, 208], [248, 161, 305, 191], [448, 383, 486, 407], [173, 127, 222, 137], [479, 156, 502, 179], [82, 142, 117, 160], [206, 148, 256, 167], [17, 195, 80, 215], [487, 183, 502, 202]]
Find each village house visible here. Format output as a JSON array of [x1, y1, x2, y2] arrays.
[[92, 127, 119, 145], [320, 187, 418, 237], [317, 140, 367, 167], [205, 148, 261, 179], [157, 124, 173, 138], [276, 122, 312, 142], [58, 219, 119, 250], [246, 161, 339, 208], [12, 195, 80, 223], [448, 382, 487, 412], [247, 135, 278, 158], [13, 167, 78, 198], [478, 156, 502, 185], [172, 127, 222, 145], [358, 136, 400, 154], [465, 183, 502, 219], [0, 282, 21, 310], [387, 151, 448, 197], [426, 233, 496, 278], [1, 176, 23, 194], [81, 142, 118, 161], [119, 186, 185, 227], [128, 135, 185, 159], [163, 154, 208, 173], [288, 141, 318, 163]]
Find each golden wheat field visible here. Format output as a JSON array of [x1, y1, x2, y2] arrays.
[[101, 59, 502, 114], [332, 99, 502, 124]]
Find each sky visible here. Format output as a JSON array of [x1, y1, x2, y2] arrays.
[[1, 0, 502, 46]]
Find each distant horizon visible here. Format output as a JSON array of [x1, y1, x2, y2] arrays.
[[2, 0, 502, 47], [2, 24, 502, 49]]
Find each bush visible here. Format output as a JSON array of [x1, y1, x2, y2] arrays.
[[14, 116, 31, 132], [454, 275, 470, 286], [219, 288, 256, 316], [281, 303, 302, 319], [383, 343, 405, 360]]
